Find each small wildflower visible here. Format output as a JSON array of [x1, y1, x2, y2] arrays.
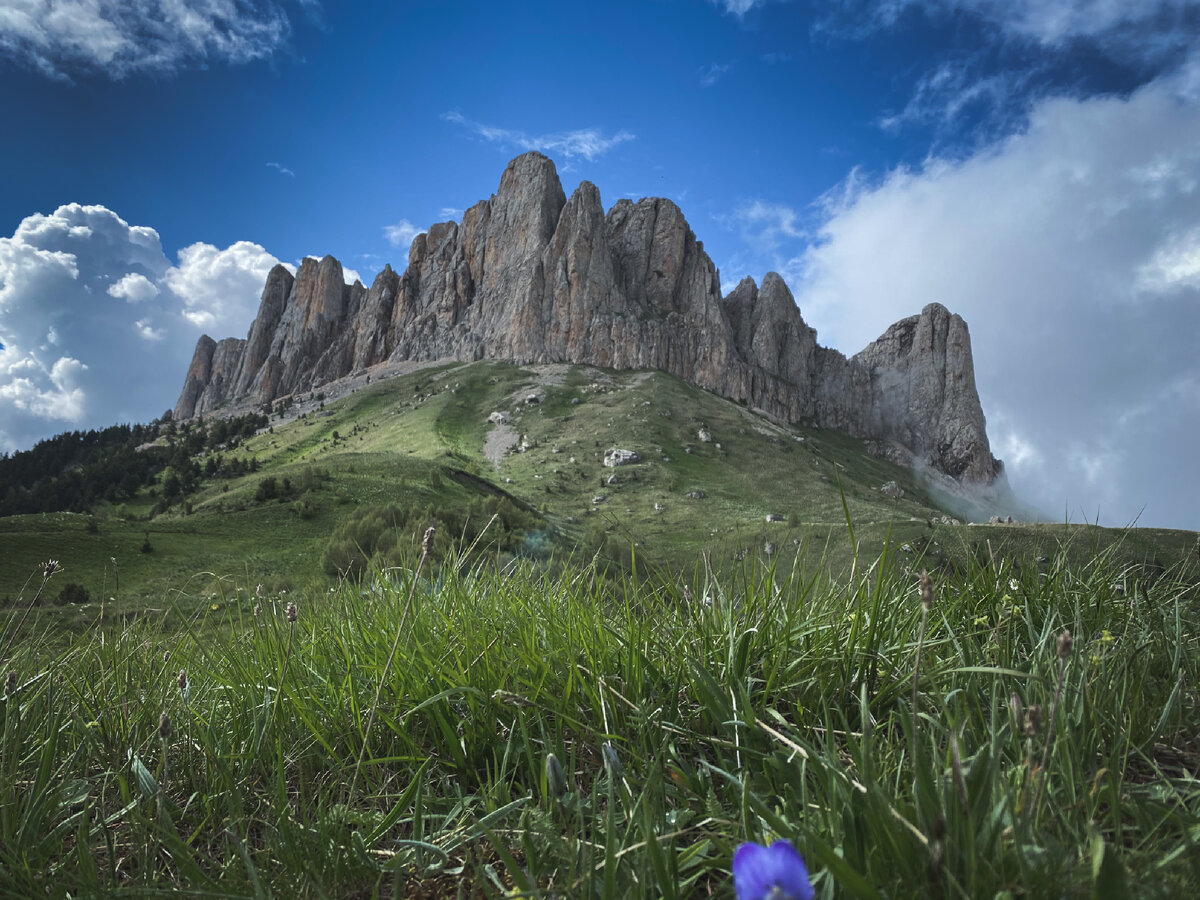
[[545, 752, 567, 799], [732, 840, 813, 900], [158, 712, 172, 740], [1099, 629, 1114, 645], [1009, 578, 1020, 592], [973, 615, 989, 627], [252, 604, 260, 618], [919, 570, 934, 611], [286, 601, 298, 624], [255, 584, 264, 599]]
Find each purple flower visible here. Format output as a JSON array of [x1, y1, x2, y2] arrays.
[[733, 840, 813, 900]]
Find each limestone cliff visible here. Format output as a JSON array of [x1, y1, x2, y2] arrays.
[[174, 152, 1001, 484]]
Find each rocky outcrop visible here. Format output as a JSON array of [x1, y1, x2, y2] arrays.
[[174, 152, 1001, 483]]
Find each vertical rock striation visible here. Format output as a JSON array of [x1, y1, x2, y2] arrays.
[[174, 152, 1001, 484]]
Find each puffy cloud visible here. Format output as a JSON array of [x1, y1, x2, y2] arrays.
[[107, 272, 159, 303], [384, 220, 421, 250], [441, 111, 635, 162], [0, 203, 284, 450], [163, 240, 283, 331], [780, 62, 1200, 529], [0, 0, 302, 81]]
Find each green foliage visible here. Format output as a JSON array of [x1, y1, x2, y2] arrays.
[[322, 494, 545, 579], [55, 582, 90, 605], [0, 543, 1196, 897]]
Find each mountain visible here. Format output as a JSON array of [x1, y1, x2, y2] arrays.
[[175, 152, 1001, 485]]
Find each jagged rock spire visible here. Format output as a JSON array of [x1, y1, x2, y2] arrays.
[[175, 152, 1000, 484]]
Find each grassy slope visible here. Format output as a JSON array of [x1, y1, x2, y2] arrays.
[[1, 360, 1195, 616]]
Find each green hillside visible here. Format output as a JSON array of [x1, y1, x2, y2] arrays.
[[2, 360, 1196, 623]]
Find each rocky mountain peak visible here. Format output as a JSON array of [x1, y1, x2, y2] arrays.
[[174, 154, 1001, 485]]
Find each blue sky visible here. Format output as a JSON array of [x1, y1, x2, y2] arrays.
[[1, 0, 1198, 530]]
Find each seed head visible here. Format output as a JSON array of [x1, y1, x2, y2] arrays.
[[5, 671, 16, 696], [158, 712, 172, 740], [602, 741, 624, 779], [1008, 691, 1023, 724], [162, 650, 170, 664], [43, 559, 61, 578], [177, 669, 188, 693], [421, 526, 437, 556], [545, 752, 567, 799], [1024, 704, 1042, 737], [1057, 629, 1073, 659], [286, 601, 298, 624], [918, 570, 934, 612]]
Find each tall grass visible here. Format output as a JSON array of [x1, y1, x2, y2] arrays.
[[1, 536, 1197, 897]]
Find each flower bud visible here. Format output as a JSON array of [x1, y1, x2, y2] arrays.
[[545, 752, 567, 799]]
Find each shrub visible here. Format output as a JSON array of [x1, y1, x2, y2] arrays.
[[57, 582, 90, 605]]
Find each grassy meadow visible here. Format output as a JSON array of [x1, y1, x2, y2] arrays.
[[2, 530, 1198, 898]]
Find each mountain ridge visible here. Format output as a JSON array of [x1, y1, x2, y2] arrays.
[[175, 152, 1002, 485]]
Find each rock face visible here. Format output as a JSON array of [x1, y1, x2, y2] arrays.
[[174, 152, 1001, 484]]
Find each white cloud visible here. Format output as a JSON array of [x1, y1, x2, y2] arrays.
[[266, 161, 295, 177], [442, 111, 635, 161], [439, 207, 463, 220], [384, 220, 422, 250], [0, 203, 286, 450], [878, 59, 1038, 133], [107, 271, 159, 303], [134, 318, 165, 341], [0, 0, 301, 80], [0, 355, 87, 423], [712, 0, 770, 15], [163, 240, 283, 331], [729, 200, 804, 250], [1136, 226, 1200, 293], [699, 61, 733, 87], [839, 1, 1200, 64], [781, 60, 1200, 529]]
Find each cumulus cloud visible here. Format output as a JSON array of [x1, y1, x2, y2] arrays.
[[441, 111, 635, 162], [0, 0, 302, 80], [0, 203, 285, 450], [107, 272, 159, 303], [384, 220, 421, 250], [163, 240, 284, 331], [779, 62, 1200, 529]]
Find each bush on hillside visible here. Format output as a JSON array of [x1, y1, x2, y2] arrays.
[[322, 495, 544, 580]]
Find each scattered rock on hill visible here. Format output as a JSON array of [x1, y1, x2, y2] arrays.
[[603, 448, 641, 467]]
